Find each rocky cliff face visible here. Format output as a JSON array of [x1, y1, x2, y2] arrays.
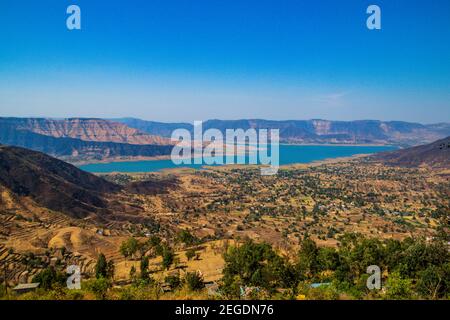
[[0, 117, 171, 145], [0, 118, 173, 162]]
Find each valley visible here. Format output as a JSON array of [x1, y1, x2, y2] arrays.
[[0, 139, 448, 299]]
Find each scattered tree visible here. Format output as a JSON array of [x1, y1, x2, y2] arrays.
[[186, 249, 196, 261], [185, 271, 205, 291]]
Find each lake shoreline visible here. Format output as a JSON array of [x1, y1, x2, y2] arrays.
[[77, 145, 397, 174], [71, 143, 398, 166], [68, 155, 172, 166]]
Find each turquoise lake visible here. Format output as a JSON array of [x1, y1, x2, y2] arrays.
[[78, 145, 397, 173]]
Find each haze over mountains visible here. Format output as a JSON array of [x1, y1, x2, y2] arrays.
[[1, 117, 449, 163], [115, 118, 450, 146]]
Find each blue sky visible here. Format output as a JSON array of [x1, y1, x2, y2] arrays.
[[0, 0, 449, 123]]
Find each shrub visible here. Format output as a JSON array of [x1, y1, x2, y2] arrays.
[[88, 277, 111, 300], [384, 271, 413, 300], [177, 230, 197, 246], [185, 271, 205, 291], [185, 249, 196, 261], [165, 274, 182, 290], [32, 267, 66, 290], [161, 246, 175, 270]]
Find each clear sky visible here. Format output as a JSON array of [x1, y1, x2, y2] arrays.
[[0, 0, 449, 123]]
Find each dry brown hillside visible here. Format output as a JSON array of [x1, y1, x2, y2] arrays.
[[372, 136, 450, 168]]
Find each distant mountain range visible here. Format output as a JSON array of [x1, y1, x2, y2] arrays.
[[373, 136, 450, 168], [0, 117, 173, 162], [115, 118, 450, 146], [1, 117, 449, 162], [0, 117, 169, 145]]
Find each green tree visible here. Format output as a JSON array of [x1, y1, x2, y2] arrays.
[[89, 277, 111, 300], [161, 246, 175, 270], [186, 249, 196, 261], [348, 238, 385, 279], [140, 256, 150, 280], [316, 247, 339, 272], [106, 260, 115, 280], [165, 274, 182, 290], [416, 265, 447, 299], [95, 253, 108, 279], [383, 239, 403, 271], [399, 238, 449, 278], [297, 237, 318, 278], [177, 230, 197, 246], [220, 240, 293, 297], [120, 237, 139, 259], [384, 271, 413, 300], [32, 267, 66, 290], [147, 235, 161, 248], [185, 271, 205, 291], [129, 265, 137, 282]]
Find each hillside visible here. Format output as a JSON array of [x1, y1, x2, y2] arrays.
[[0, 145, 121, 218], [0, 117, 170, 145], [372, 136, 450, 168], [0, 122, 173, 162], [116, 118, 450, 146]]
